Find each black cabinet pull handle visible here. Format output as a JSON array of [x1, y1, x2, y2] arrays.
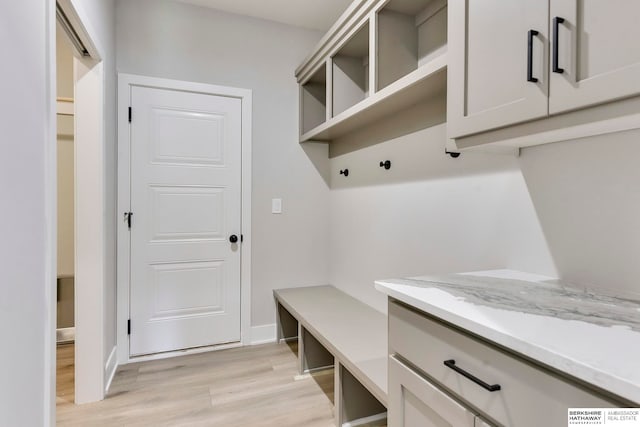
[[229, 234, 238, 243], [527, 29, 539, 82], [553, 17, 565, 74], [444, 360, 501, 392]]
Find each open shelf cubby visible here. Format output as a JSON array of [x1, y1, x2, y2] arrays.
[[377, 0, 447, 90], [301, 63, 327, 134], [332, 22, 370, 116], [296, 0, 448, 143]]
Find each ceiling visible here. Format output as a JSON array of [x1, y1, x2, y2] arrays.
[[176, 0, 353, 31]]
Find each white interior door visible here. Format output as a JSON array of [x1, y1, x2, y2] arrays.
[[129, 86, 242, 356]]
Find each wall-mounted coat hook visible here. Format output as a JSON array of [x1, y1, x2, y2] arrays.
[[445, 149, 461, 159], [379, 160, 391, 170], [339, 169, 349, 177]]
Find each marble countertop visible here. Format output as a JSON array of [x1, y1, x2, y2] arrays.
[[375, 269, 640, 404]]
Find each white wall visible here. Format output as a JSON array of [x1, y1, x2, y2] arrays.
[[512, 129, 640, 298], [329, 104, 640, 311], [57, 26, 75, 99], [115, 0, 330, 328], [57, 28, 75, 279], [0, 1, 55, 425], [327, 97, 553, 312]]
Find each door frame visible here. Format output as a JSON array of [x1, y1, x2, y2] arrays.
[[116, 74, 253, 364]]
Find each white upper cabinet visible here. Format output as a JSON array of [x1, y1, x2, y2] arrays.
[[448, 0, 640, 145], [549, 0, 640, 114], [447, 0, 549, 139]]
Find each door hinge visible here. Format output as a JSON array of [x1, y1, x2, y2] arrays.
[[128, 106, 132, 123], [125, 212, 133, 229], [127, 319, 131, 335]]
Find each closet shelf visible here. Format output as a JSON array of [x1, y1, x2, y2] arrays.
[[301, 52, 446, 143]]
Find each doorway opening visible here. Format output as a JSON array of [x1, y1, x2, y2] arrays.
[[55, 16, 77, 407], [54, 0, 108, 409]]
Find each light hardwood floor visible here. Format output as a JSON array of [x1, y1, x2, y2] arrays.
[[56, 342, 386, 426]]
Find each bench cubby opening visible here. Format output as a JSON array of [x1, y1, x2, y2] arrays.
[[332, 22, 370, 116], [276, 301, 299, 342], [336, 362, 387, 426], [301, 327, 335, 374], [377, 0, 447, 90]]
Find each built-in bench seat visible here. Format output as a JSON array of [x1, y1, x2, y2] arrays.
[[274, 285, 387, 426]]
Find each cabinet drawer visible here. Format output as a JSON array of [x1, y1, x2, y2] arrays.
[[389, 301, 617, 427], [389, 355, 476, 427]]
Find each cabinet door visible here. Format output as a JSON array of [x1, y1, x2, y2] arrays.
[[389, 356, 476, 427], [448, 0, 549, 138], [549, 0, 640, 114]]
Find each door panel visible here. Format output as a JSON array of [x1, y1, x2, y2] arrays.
[[389, 356, 476, 427], [130, 86, 242, 356], [149, 185, 225, 241], [550, 0, 640, 113], [150, 261, 224, 318], [448, 0, 549, 138]]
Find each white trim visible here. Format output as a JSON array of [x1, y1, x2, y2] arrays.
[[104, 346, 118, 393], [74, 58, 106, 404], [341, 412, 388, 427], [117, 73, 253, 364], [56, 0, 101, 61], [45, 0, 57, 424], [120, 342, 244, 365], [250, 324, 277, 345]]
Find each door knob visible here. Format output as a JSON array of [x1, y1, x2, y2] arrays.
[[229, 234, 239, 243]]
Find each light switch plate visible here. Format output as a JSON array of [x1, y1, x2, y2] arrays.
[[272, 198, 282, 214]]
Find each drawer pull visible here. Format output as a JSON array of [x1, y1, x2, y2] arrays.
[[444, 360, 501, 392], [527, 29, 539, 83]]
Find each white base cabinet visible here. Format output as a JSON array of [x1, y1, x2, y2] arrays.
[[387, 301, 622, 427]]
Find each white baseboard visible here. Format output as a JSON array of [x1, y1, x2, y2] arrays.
[[117, 325, 276, 368], [104, 345, 118, 393], [121, 342, 243, 365], [250, 323, 277, 345]]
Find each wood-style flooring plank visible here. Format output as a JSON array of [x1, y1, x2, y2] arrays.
[[57, 342, 344, 426]]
